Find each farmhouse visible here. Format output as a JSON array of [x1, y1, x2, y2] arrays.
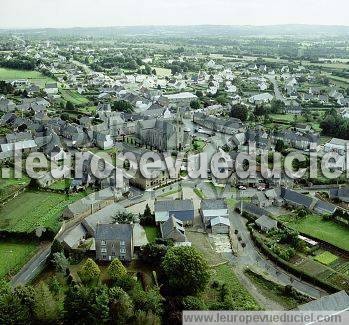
[[95, 223, 134, 262]]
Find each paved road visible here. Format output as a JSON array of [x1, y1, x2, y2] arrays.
[[226, 209, 328, 299], [11, 245, 51, 286], [267, 75, 289, 105]]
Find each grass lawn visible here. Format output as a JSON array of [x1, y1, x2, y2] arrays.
[[152, 67, 172, 77], [194, 188, 205, 199], [0, 168, 30, 201], [60, 89, 90, 105], [0, 190, 88, 234], [314, 251, 338, 266], [203, 264, 261, 310], [270, 114, 297, 123], [244, 268, 309, 310], [0, 68, 55, 86], [0, 241, 38, 279], [279, 214, 349, 252], [48, 179, 72, 191], [144, 226, 160, 243]]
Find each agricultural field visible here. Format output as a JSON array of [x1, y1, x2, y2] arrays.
[[0, 68, 55, 86], [277, 214, 349, 251], [314, 251, 338, 266], [0, 240, 38, 279], [60, 89, 90, 105], [0, 190, 88, 234]]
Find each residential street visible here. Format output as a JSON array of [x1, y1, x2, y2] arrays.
[[226, 209, 327, 299]]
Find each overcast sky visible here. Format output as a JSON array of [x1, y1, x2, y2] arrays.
[[0, 0, 348, 29]]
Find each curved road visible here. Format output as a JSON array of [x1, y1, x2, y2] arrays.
[[226, 208, 327, 299]]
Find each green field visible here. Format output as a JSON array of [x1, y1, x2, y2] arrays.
[[0, 241, 38, 279], [278, 214, 349, 251], [0, 169, 30, 201], [0, 190, 88, 234], [153, 67, 172, 77], [314, 251, 338, 266], [144, 226, 160, 243], [204, 264, 261, 310], [60, 89, 90, 105], [0, 68, 55, 86]]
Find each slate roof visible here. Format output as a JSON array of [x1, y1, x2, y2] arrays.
[[161, 216, 186, 239], [281, 188, 314, 209], [155, 199, 194, 212], [211, 216, 231, 227], [240, 202, 271, 218], [329, 188, 349, 202], [297, 290, 349, 311], [313, 200, 337, 215], [255, 215, 277, 230], [201, 199, 227, 211], [95, 223, 133, 241]]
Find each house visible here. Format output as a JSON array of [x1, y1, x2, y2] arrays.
[[155, 199, 194, 225], [0, 98, 16, 112], [296, 290, 349, 312], [160, 216, 187, 242], [62, 188, 123, 219], [255, 215, 278, 232], [248, 93, 273, 105], [313, 200, 337, 215], [238, 202, 271, 219], [272, 131, 319, 151], [281, 188, 314, 210], [324, 138, 349, 156], [329, 188, 349, 203], [94, 132, 114, 150], [163, 92, 197, 105], [45, 83, 59, 95], [193, 112, 244, 135], [200, 199, 229, 228], [95, 223, 133, 262], [211, 217, 231, 234]]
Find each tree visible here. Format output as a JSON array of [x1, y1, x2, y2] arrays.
[[270, 99, 285, 114], [0, 281, 33, 324], [33, 282, 62, 323], [195, 90, 204, 98], [133, 311, 161, 325], [78, 258, 100, 285], [162, 246, 210, 295], [107, 258, 127, 282], [139, 243, 168, 266], [182, 296, 207, 310], [130, 287, 164, 316], [254, 105, 268, 117], [52, 252, 69, 273], [275, 139, 285, 153], [112, 100, 134, 113], [139, 204, 155, 226], [113, 211, 136, 224], [65, 101, 75, 111], [230, 103, 248, 122], [190, 100, 201, 110], [64, 285, 110, 324], [109, 287, 134, 324]]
